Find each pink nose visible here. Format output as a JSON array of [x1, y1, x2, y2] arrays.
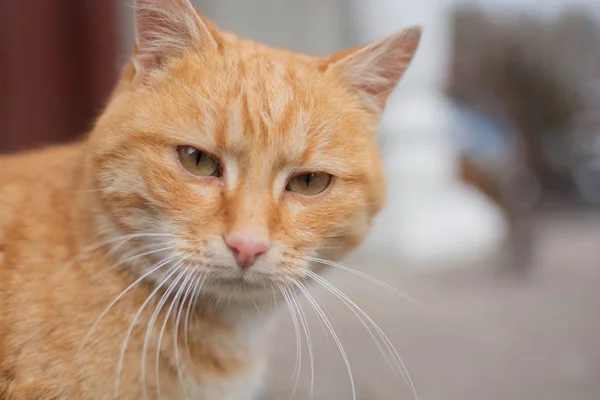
[[225, 236, 269, 269]]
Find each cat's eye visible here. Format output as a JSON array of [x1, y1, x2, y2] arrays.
[[286, 173, 332, 196], [177, 146, 220, 177]]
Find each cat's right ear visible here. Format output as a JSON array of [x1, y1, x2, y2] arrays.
[[132, 0, 220, 78]]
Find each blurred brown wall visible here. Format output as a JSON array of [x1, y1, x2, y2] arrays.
[[0, 0, 119, 154]]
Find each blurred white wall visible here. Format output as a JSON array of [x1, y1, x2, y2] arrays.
[[349, 0, 507, 268], [119, 0, 355, 58], [193, 0, 354, 55]]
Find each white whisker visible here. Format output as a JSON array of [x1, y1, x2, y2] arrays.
[[184, 274, 207, 367], [141, 265, 187, 399], [289, 286, 314, 399], [57, 234, 179, 279], [105, 239, 176, 263], [172, 267, 199, 395], [303, 269, 418, 400], [78, 254, 178, 354], [107, 245, 175, 272], [154, 267, 194, 399], [305, 256, 426, 308], [310, 287, 340, 354], [114, 262, 182, 399], [304, 268, 397, 382], [278, 284, 302, 400], [292, 280, 356, 400], [80, 233, 178, 260]]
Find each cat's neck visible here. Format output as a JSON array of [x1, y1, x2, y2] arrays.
[[196, 292, 279, 346]]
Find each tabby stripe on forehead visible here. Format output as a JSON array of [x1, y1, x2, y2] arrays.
[[224, 100, 244, 151]]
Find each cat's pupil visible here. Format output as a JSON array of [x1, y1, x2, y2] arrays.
[[305, 174, 314, 187], [195, 150, 202, 166]]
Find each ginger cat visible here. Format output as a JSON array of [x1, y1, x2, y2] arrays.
[[0, 0, 421, 398]]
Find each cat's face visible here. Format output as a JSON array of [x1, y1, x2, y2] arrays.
[[87, 0, 420, 300]]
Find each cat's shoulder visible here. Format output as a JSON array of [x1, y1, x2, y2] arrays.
[[0, 142, 85, 236], [0, 142, 85, 185]]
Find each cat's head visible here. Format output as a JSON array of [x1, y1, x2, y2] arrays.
[[87, 0, 421, 300]]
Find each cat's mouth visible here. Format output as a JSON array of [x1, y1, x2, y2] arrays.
[[199, 267, 289, 296], [213, 275, 265, 287], [196, 273, 277, 300], [210, 269, 277, 286], [173, 260, 293, 298]]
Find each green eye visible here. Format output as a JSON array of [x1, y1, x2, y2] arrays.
[[177, 146, 220, 177], [286, 173, 332, 196]]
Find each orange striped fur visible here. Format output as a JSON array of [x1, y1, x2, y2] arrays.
[[0, 0, 421, 398]]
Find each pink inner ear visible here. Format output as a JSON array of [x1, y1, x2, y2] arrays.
[[328, 26, 422, 112]]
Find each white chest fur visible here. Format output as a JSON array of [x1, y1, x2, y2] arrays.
[[173, 302, 276, 400]]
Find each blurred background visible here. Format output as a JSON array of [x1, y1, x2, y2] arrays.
[[1, 0, 600, 398]]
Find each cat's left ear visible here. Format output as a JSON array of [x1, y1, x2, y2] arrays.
[[325, 26, 422, 114], [132, 0, 220, 78]]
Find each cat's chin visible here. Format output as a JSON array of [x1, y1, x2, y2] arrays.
[[197, 272, 286, 302]]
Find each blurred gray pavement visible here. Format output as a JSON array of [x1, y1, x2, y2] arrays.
[[266, 208, 600, 399]]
